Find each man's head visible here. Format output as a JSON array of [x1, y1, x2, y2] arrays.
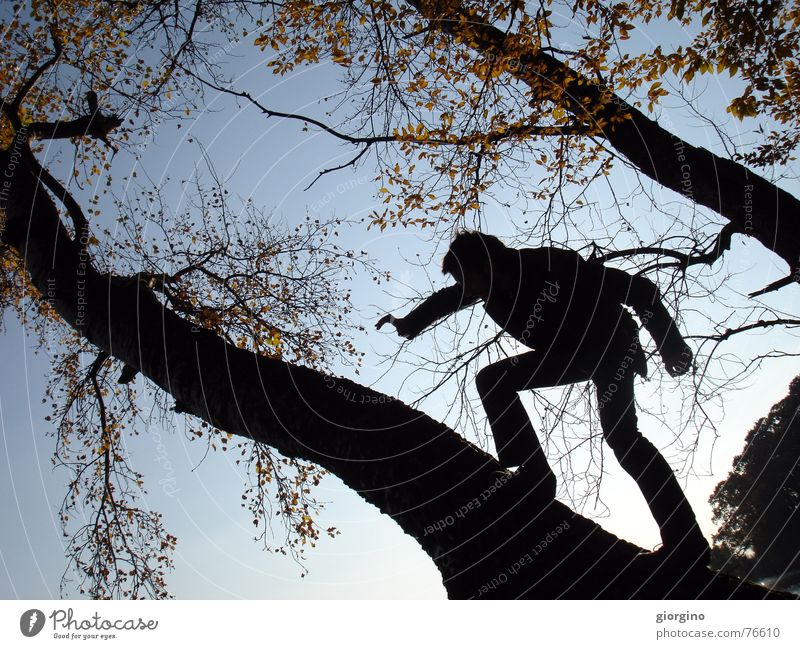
[[441, 230, 509, 298]]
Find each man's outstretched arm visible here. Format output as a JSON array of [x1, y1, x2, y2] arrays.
[[376, 284, 480, 339]]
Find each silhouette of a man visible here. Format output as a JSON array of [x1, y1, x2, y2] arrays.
[[377, 231, 709, 565]]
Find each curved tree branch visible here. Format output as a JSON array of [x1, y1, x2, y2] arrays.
[[590, 222, 736, 271]]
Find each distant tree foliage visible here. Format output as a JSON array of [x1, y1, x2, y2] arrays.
[[710, 375, 800, 589]]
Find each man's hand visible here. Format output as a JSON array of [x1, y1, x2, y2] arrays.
[[661, 339, 693, 377], [376, 314, 415, 339]]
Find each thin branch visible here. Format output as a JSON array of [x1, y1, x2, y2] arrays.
[[591, 222, 737, 271], [304, 146, 371, 190], [689, 319, 800, 343], [191, 72, 587, 150], [193, 75, 394, 145], [150, 0, 203, 95], [7, 27, 63, 117]]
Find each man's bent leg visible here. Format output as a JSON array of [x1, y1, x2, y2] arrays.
[[595, 366, 709, 565], [476, 352, 587, 496]]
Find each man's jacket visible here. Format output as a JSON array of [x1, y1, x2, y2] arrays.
[[402, 247, 685, 375]]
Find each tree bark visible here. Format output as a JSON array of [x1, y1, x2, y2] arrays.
[[406, 0, 800, 277], [0, 148, 792, 599]]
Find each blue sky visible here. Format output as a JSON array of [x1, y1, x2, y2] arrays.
[[1, 5, 799, 599]]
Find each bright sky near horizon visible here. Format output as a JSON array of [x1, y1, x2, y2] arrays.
[[1, 5, 799, 599]]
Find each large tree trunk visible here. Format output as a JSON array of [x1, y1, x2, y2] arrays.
[[0, 148, 791, 599], [407, 0, 800, 277]]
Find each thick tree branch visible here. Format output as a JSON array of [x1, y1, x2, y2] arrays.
[[28, 110, 123, 144], [31, 158, 91, 237], [5, 65, 121, 238], [748, 275, 798, 299]]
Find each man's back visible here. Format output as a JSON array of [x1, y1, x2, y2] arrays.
[[483, 247, 631, 355]]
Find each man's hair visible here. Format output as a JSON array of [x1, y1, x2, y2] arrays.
[[441, 230, 508, 276]]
